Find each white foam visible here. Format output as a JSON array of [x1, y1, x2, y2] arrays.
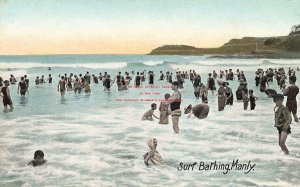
[[0, 62, 128, 69], [142, 61, 164, 66]]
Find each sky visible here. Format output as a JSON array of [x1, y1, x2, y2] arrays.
[[0, 0, 299, 55]]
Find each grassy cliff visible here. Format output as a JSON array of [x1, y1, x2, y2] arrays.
[[149, 34, 300, 58]]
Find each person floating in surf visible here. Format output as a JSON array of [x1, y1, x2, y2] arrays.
[[27, 150, 46, 167]]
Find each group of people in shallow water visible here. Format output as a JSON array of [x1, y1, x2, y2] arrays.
[[1, 66, 299, 167], [140, 67, 299, 166]]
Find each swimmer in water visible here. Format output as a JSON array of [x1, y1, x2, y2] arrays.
[[184, 103, 209, 119], [143, 138, 162, 166], [27, 150, 46, 167]]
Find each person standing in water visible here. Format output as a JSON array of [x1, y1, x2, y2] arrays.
[[0, 80, 14, 110], [224, 82, 233, 105], [242, 89, 249, 110], [168, 81, 182, 134], [159, 93, 171, 124], [200, 83, 208, 104], [249, 89, 258, 110], [143, 138, 162, 166], [24, 75, 29, 90], [48, 74, 53, 83], [9, 74, 17, 85], [217, 80, 226, 111], [58, 76, 66, 97], [135, 72, 142, 87], [283, 76, 299, 122], [207, 73, 215, 96], [17, 77, 27, 96], [273, 94, 292, 155]]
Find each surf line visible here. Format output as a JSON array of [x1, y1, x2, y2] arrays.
[[177, 159, 256, 174]]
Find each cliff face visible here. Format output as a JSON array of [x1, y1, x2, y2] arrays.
[[149, 34, 300, 57]]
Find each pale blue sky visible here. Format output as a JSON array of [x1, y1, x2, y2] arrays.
[[0, 0, 299, 54]]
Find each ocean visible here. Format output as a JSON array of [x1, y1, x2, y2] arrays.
[[0, 55, 300, 186]]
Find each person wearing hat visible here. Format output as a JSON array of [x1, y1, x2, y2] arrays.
[[184, 103, 209, 119], [168, 81, 182, 134], [217, 80, 226, 111], [273, 94, 292, 155], [0, 80, 14, 110]]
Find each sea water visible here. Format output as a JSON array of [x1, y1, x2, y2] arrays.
[[0, 55, 300, 186]]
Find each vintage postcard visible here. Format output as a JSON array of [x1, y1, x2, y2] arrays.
[[0, 0, 300, 186]]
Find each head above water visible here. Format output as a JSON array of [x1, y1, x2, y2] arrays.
[[4, 80, 9, 86], [164, 93, 170, 100], [289, 76, 296, 84], [171, 81, 179, 90], [273, 94, 284, 104], [184, 104, 192, 114], [34, 150, 44, 159], [151, 103, 157, 110]]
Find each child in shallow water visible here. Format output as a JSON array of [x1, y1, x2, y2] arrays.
[[27, 150, 46, 167], [141, 103, 159, 121]]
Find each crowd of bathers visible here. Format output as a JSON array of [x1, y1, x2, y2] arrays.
[[1, 66, 299, 165]]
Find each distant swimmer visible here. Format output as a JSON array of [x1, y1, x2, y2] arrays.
[[184, 103, 209, 119], [48, 67, 51, 70], [141, 103, 159, 121], [0, 80, 14, 110], [143, 138, 162, 166], [48, 74, 53, 83], [27, 150, 46, 167], [273, 94, 291, 155], [35, 76, 40, 85]]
